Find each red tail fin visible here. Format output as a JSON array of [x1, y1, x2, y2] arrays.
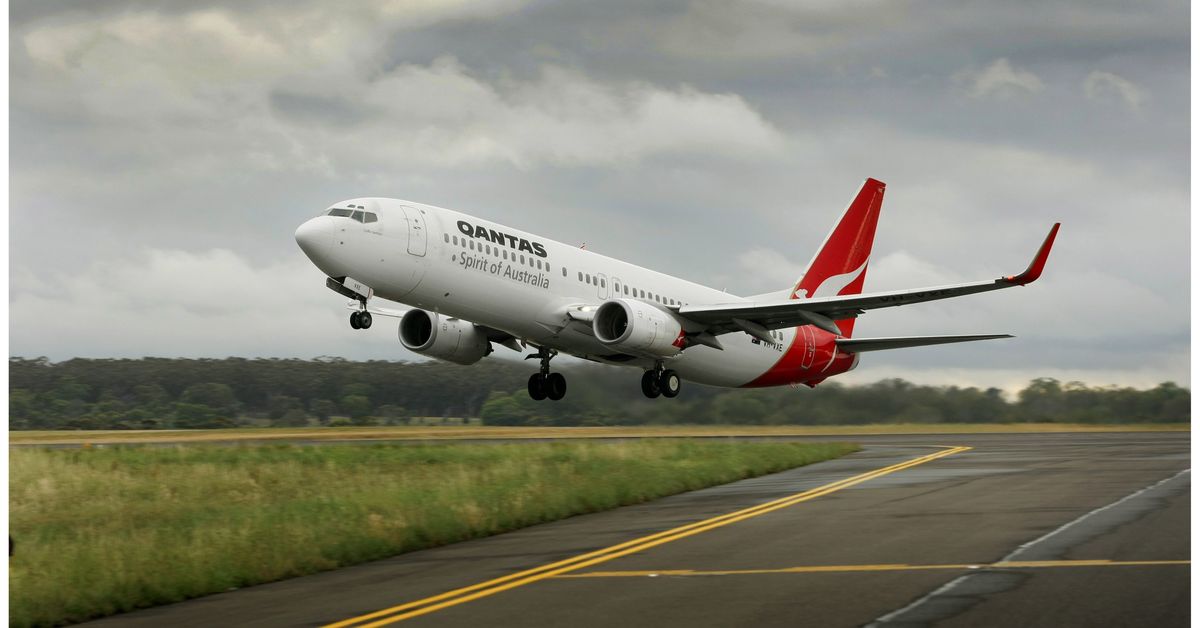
[[790, 178, 886, 337]]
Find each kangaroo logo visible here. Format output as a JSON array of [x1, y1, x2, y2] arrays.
[[794, 259, 868, 300]]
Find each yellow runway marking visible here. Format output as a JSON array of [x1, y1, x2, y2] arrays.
[[558, 559, 1191, 578], [326, 445, 970, 627]]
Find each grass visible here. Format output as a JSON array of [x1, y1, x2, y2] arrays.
[[9, 439, 858, 627], [8, 422, 1188, 445]]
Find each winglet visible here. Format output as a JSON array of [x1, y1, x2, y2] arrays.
[[1005, 223, 1060, 286]]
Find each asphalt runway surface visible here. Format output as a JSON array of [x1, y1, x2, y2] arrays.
[[81, 432, 1189, 627]]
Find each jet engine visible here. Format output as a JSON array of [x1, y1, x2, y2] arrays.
[[593, 298, 686, 358], [399, 309, 491, 365]]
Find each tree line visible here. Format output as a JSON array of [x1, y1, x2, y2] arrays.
[[8, 357, 1189, 430]]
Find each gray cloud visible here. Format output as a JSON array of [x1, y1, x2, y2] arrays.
[[9, 0, 1189, 389]]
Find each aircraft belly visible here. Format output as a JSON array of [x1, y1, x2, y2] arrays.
[[669, 334, 788, 387]]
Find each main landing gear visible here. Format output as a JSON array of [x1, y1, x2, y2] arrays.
[[641, 363, 681, 399], [526, 347, 566, 401]]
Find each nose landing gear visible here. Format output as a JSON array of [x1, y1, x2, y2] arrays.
[[349, 309, 373, 330], [526, 347, 566, 401]]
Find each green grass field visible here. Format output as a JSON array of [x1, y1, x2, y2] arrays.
[[9, 440, 858, 627], [9, 422, 1187, 445]]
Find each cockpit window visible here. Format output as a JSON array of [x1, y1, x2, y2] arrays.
[[326, 208, 379, 223]]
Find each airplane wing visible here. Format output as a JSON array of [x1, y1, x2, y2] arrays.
[[678, 223, 1059, 337]]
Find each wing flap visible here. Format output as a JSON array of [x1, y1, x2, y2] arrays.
[[835, 334, 1012, 353]]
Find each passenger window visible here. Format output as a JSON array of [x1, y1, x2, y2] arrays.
[[586, 275, 592, 285], [562, 267, 567, 277], [578, 272, 583, 281], [469, 241, 475, 250], [350, 210, 365, 222], [601, 279, 606, 288], [520, 255, 526, 264], [485, 245, 491, 255], [624, 286, 629, 295], [364, 213, 378, 223], [444, 234, 450, 243]]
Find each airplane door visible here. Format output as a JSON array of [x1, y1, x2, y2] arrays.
[[596, 273, 609, 300], [399, 205, 427, 257], [800, 326, 817, 369]]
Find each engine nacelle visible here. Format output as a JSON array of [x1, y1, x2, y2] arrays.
[[398, 309, 491, 365], [593, 298, 685, 358]]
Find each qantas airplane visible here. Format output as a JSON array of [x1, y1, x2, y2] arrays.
[[295, 179, 1058, 401]]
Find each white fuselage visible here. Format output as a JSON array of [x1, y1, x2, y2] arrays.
[[296, 197, 808, 387]]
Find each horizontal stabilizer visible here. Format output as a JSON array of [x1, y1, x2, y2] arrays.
[[835, 334, 1012, 353]]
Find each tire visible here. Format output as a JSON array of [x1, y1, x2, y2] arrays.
[[528, 373, 547, 401], [359, 311, 373, 329], [641, 371, 661, 398], [546, 373, 567, 400], [350, 311, 361, 330], [659, 370, 681, 398]]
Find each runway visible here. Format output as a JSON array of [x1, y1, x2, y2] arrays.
[[81, 432, 1189, 627]]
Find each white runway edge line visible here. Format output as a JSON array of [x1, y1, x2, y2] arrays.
[[868, 468, 1191, 626]]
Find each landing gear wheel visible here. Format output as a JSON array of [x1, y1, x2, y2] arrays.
[[546, 373, 567, 401], [528, 373, 547, 401], [659, 370, 681, 398], [641, 371, 661, 398], [349, 311, 362, 329], [526, 347, 562, 401], [359, 311, 373, 329]]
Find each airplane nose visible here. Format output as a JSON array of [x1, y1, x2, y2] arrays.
[[295, 216, 333, 261]]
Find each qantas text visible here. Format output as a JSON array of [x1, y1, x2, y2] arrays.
[[457, 220, 548, 258]]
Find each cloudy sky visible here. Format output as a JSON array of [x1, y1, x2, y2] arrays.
[[9, 0, 1190, 390]]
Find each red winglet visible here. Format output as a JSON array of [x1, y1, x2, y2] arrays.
[[1005, 223, 1060, 285]]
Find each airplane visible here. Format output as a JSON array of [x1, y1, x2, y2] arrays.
[[295, 178, 1058, 401]]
